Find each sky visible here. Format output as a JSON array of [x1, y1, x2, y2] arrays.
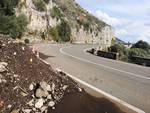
[[75, 0, 150, 44]]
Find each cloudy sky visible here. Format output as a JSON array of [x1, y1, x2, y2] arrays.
[[75, 0, 150, 43]]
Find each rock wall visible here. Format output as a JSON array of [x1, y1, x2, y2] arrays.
[[16, 0, 114, 48]]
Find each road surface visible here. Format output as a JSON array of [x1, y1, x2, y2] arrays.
[[36, 44, 150, 113]]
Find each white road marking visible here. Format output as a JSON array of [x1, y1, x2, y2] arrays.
[[56, 68, 145, 113], [60, 46, 150, 80]]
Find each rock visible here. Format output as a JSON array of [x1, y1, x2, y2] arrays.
[[22, 109, 32, 113], [13, 52, 17, 55], [14, 74, 19, 78], [0, 101, 4, 108], [62, 85, 68, 90], [35, 99, 44, 108], [27, 99, 34, 107], [51, 83, 55, 91], [41, 106, 47, 112], [47, 95, 52, 100], [48, 101, 55, 107], [7, 104, 12, 108], [35, 88, 49, 98], [29, 83, 34, 90], [40, 81, 51, 91], [11, 109, 19, 113], [0, 62, 8, 73]]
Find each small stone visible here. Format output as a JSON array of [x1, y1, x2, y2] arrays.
[[29, 83, 34, 90], [0, 62, 8, 73], [35, 99, 44, 108], [27, 99, 34, 107], [41, 106, 47, 112], [11, 109, 19, 113], [48, 101, 55, 107], [22, 47, 25, 51], [0, 101, 4, 108], [22, 109, 31, 113], [51, 83, 55, 91], [14, 74, 19, 78], [35, 88, 49, 98], [47, 95, 52, 100], [40, 81, 51, 91], [14, 52, 17, 55], [78, 87, 82, 92], [62, 85, 68, 90], [30, 58, 33, 63], [7, 104, 12, 108]]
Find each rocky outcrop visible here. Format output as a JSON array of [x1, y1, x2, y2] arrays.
[[16, 0, 114, 48]]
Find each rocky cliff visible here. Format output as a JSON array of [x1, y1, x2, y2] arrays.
[[16, 0, 114, 48]]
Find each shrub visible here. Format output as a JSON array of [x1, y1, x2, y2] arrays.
[[0, 0, 20, 16], [57, 20, 71, 42], [33, 0, 46, 11], [128, 48, 148, 58], [0, 14, 28, 39], [132, 40, 150, 52], [48, 27, 59, 42], [51, 6, 64, 20]]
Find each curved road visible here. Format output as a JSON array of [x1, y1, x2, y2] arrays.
[[36, 44, 150, 113]]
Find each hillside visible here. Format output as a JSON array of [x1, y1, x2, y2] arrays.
[[0, 0, 114, 48]]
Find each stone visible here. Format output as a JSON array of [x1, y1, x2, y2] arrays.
[[47, 95, 52, 100], [27, 99, 34, 107], [35, 88, 49, 98], [11, 109, 19, 113], [48, 101, 55, 107], [62, 85, 68, 90], [29, 83, 34, 90], [0, 62, 8, 73], [22, 109, 32, 113], [14, 52, 17, 55], [35, 99, 44, 108], [51, 83, 55, 91], [40, 81, 51, 91]]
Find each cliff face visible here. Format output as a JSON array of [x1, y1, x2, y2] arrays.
[[16, 0, 114, 48]]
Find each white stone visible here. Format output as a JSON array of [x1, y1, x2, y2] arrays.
[[47, 95, 52, 100], [35, 88, 49, 98], [40, 81, 51, 91], [22, 109, 32, 113], [35, 99, 44, 108], [0, 62, 8, 73], [62, 85, 68, 90], [29, 83, 34, 90], [48, 101, 55, 107]]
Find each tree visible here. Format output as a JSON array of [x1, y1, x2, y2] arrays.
[[48, 27, 59, 42], [132, 40, 150, 52], [0, 14, 28, 39], [57, 20, 71, 42]]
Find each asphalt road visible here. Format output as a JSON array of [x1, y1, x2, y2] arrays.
[[36, 44, 150, 113]]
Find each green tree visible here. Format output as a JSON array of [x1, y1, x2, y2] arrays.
[[0, 0, 19, 15], [57, 20, 71, 42], [48, 27, 59, 42], [0, 14, 28, 39], [132, 40, 150, 52]]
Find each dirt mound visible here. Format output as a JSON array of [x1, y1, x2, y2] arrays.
[[0, 35, 80, 112], [0, 34, 125, 113]]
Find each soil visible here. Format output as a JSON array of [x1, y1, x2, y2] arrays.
[[48, 91, 125, 113], [0, 34, 126, 113]]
